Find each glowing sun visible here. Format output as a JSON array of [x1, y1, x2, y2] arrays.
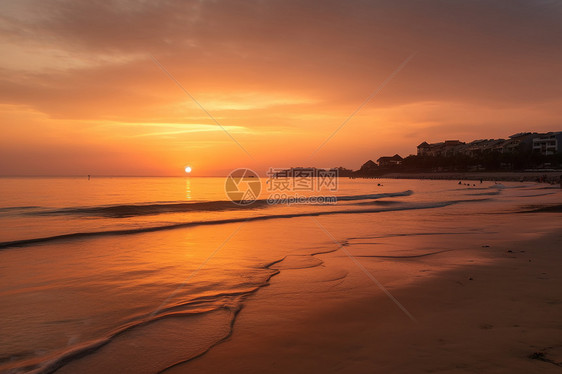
[[184, 166, 192, 174]]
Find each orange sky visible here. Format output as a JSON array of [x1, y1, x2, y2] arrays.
[[1, 0, 561, 176]]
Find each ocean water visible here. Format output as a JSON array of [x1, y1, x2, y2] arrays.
[[0, 176, 560, 373]]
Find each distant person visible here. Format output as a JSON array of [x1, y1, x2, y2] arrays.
[[480, 179, 483, 184], [88, 175, 90, 181]]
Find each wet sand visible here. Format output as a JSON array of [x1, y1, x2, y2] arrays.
[[167, 225, 562, 373]]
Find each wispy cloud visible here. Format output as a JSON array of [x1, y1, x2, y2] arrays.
[[135, 126, 249, 138], [107, 122, 252, 137]]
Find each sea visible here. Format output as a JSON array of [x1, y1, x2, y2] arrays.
[[0, 176, 560, 373]]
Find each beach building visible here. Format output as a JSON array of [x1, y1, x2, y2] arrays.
[[461, 139, 500, 157], [416, 140, 465, 157], [359, 160, 378, 172], [377, 154, 403, 167], [532, 132, 562, 155], [501, 132, 536, 153], [417, 142, 431, 156]]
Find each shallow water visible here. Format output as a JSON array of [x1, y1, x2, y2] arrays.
[[0, 177, 560, 373]]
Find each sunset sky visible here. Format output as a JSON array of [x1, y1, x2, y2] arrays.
[[1, 0, 561, 176]]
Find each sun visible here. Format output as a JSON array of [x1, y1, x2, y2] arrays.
[[184, 166, 192, 174]]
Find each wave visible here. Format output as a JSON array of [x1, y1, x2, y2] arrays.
[[0, 198, 490, 250], [30, 200, 269, 218], [347, 231, 490, 240], [21, 190, 414, 218], [353, 249, 453, 259], [465, 190, 501, 196], [40, 240, 347, 374], [514, 192, 557, 198], [26, 301, 239, 374], [491, 184, 536, 189], [517, 204, 562, 213], [533, 186, 562, 190], [21, 258, 284, 374], [334, 190, 413, 201], [0, 206, 41, 213], [451, 187, 490, 191]]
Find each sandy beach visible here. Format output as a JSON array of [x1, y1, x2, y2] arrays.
[[164, 215, 562, 373]]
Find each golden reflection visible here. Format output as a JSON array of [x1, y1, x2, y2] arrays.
[[185, 178, 192, 200]]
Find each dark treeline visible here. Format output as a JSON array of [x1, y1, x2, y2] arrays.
[[348, 151, 562, 177], [401, 152, 562, 171]]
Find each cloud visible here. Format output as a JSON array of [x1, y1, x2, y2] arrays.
[[0, 0, 561, 174]]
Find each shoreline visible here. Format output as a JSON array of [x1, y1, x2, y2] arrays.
[[167, 216, 562, 373], [8, 181, 561, 374], [378, 171, 562, 183]]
